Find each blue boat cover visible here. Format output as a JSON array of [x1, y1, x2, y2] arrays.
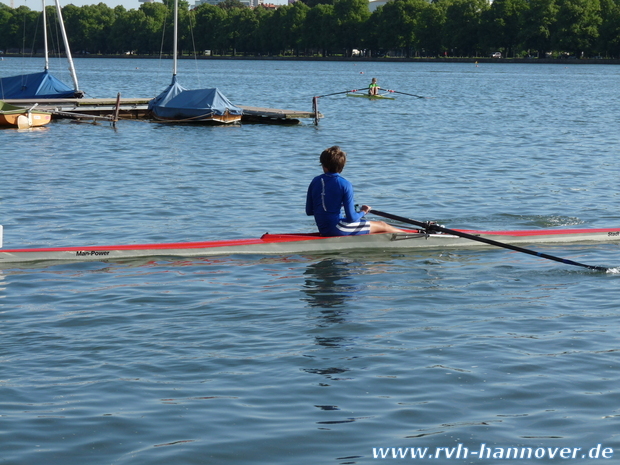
[[148, 75, 243, 120], [0, 69, 77, 99]]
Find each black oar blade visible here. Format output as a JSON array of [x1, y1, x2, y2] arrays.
[[370, 209, 609, 272]]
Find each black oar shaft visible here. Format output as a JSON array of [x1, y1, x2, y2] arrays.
[[385, 89, 428, 99], [371, 209, 608, 272], [314, 87, 370, 98]]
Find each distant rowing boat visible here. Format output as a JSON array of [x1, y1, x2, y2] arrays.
[[346, 93, 395, 100], [1, 226, 619, 265]]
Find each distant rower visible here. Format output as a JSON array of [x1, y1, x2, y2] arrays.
[[369, 78, 380, 96]]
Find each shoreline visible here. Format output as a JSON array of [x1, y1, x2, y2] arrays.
[[3, 54, 619, 65]]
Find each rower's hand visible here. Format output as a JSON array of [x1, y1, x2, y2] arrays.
[[360, 205, 372, 214]]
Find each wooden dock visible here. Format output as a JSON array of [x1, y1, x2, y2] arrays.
[[4, 98, 321, 125]]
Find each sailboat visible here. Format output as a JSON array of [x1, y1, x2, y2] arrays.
[[0, 0, 83, 100], [148, 0, 242, 124]]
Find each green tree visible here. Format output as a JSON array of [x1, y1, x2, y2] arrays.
[[177, 1, 198, 55], [252, 6, 274, 54], [107, 8, 146, 53], [597, 0, 620, 56], [193, 3, 228, 55], [416, 1, 447, 55], [218, 0, 248, 10], [303, 3, 337, 56], [60, 3, 117, 54], [60, 5, 85, 52], [480, 0, 528, 56], [372, 2, 409, 53], [2, 0, 619, 60], [280, 2, 310, 55], [519, 0, 558, 57], [262, 3, 309, 55], [332, 0, 370, 55], [371, 0, 428, 56], [442, 0, 489, 56], [300, 0, 335, 8], [4, 5, 40, 53], [553, 0, 601, 56], [224, 7, 261, 55], [0, 4, 13, 52]]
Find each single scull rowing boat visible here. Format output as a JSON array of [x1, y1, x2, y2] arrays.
[[346, 93, 395, 100], [1, 225, 619, 265]]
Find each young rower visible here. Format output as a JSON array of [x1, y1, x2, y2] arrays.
[[368, 77, 380, 95], [306, 146, 405, 237]]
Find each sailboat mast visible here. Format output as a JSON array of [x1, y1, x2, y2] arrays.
[[173, 0, 178, 76], [42, 0, 49, 70], [53, 0, 80, 93]]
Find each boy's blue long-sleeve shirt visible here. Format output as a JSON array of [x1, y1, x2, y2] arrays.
[[306, 172, 365, 236]]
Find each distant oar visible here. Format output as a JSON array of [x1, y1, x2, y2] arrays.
[[370, 209, 609, 272], [384, 89, 433, 99], [314, 87, 370, 98], [312, 88, 372, 125]]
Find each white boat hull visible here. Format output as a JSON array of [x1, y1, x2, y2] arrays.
[[1, 228, 619, 266]]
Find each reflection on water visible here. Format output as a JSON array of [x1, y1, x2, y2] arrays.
[[302, 258, 358, 310], [301, 258, 359, 348], [301, 258, 360, 386]]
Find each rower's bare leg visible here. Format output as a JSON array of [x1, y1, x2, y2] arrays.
[[369, 221, 405, 234]]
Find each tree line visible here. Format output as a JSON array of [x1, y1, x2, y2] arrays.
[[1, 0, 619, 59]]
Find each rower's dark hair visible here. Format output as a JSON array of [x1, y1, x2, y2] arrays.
[[320, 146, 346, 173]]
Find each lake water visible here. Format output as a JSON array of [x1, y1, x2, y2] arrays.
[[1, 57, 620, 464]]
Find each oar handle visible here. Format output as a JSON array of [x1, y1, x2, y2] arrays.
[[370, 209, 608, 272]]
